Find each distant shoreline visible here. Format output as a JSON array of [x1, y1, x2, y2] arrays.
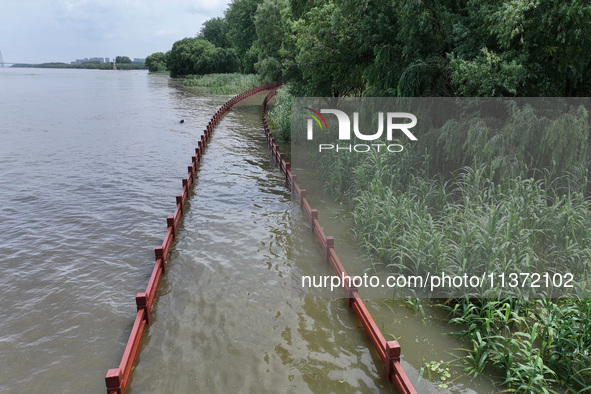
[[9, 62, 146, 70]]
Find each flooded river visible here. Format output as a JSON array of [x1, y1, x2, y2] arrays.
[[0, 68, 497, 393], [130, 93, 392, 393], [0, 68, 225, 392]]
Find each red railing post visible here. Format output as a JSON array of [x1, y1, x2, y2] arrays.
[[136, 292, 150, 324], [285, 162, 290, 181], [310, 209, 318, 231], [105, 368, 122, 394], [326, 236, 334, 262], [347, 283, 358, 307], [384, 341, 401, 381], [154, 247, 165, 272], [167, 216, 175, 236], [176, 195, 183, 213]]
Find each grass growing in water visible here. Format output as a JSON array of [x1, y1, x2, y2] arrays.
[[322, 155, 591, 392], [266, 84, 292, 142], [184, 73, 261, 95], [290, 97, 591, 392]]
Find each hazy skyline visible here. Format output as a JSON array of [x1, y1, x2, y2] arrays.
[[0, 0, 232, 64]]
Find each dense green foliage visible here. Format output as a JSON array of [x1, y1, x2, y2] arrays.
[[183, 73, 261, 95], [151, 0, 263, 77], [448, 297, 591, 392], [113, 63, 146, 70], [266, 85, 291, 141], [252, 0, 291, 83], [11, 61, 145, 70], [115, 56, 132, 64], [247, 0, 591, 97], [149, 0, 591, 98], [427, 101, 590, 184], [165, 37, 240, 77], [145, 52, 167, 73], [224, 0, 263, 73], [197, 17, 231, 48]]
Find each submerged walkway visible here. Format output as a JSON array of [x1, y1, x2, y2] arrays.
[[106, 87, 414, 393]]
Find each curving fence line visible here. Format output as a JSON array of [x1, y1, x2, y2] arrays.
[[261, 88, 417, 394], [105, 83, 280, 394]]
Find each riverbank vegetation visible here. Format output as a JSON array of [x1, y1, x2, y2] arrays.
[[303, 121, 591, 390], [11, 60, 145, 70], [184, 73, 261, 95], [147, 0, 591, 392], [149, 0, 591, 97], [281, 95, 591, 391], [12, 56, 147, 70]]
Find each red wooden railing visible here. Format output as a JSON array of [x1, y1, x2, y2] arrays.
[[261, 88, 416, 394], [105, 83, 414, 394], [105, 83, 280, 394]]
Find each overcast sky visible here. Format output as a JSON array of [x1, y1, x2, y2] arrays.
[[0, 0, 231, 64]]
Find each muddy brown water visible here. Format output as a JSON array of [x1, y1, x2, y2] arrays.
[[0, 68, 498, 393]]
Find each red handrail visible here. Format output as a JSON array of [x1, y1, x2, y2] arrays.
[[261, 87, 416, 394], [105, 83, 280, 394]]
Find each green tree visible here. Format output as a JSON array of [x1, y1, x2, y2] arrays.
[[288, 0, 322, 19], [291, 1, 370, 96], [145, 52, 167, 72], [299, 0, 591, 98], [225, 0, 263, 73], [207, 47, 241, 73], [167, 38, 197, 77], [115, 56, 132, 64], [190, 38, 218, 74], [253, 0, 292, 82], [357, 0, 458, 96], [476, 0, 591, 96], [198, 17, 230, 48], [166, 37, 240, 77]]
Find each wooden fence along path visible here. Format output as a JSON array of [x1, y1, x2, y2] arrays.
[[105, 84, 416, 394], [261, 88, 416, 394]]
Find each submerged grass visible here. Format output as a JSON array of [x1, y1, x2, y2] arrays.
[[289, 108, 591, 391], [183, 73, 261, 95], [350, 166, 591, 288], [333, 158, 591, 392], [266, 84, 292, 142]]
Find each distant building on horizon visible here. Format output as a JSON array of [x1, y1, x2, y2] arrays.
[[70, 57, 110, 64], [133, 58, 145, 63]]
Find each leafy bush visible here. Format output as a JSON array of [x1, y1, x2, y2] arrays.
[[145, 52, 167, 73], [166, 38, 240, 77]]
